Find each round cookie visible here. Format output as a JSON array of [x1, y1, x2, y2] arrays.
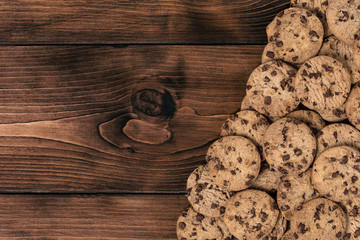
[[286, 110, 326, 133], [316, 123, 360, 156], [263, 214, 287, 240], [327, 0, 360, 46], [290, 0, 331, 37], [295, 56, 351, 112], [312, 146, 360, 203], [262, 118, 317, 176], [224, 189, 279, 240], [246, 60, 299, 118], [252, 162, 282, 193], [266, 7, 324, 64], [177, 206, 233, 240], [289, 198, 347, 240], [276, 168, 319, 220], [220, 110, 270, 150], [319, 35, 360, 84], [346, 83, 360, 131], [317, 103, 348, 122], [206, 136, 261, 192]]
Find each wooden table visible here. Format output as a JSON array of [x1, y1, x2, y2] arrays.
[[0, 0, 288, 239]]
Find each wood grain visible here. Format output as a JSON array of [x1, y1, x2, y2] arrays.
[[0, 0, 289, 44], [0, 45, 263, 193], [0, 194, 187, 239]]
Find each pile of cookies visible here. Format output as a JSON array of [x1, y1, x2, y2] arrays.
[[176, 0, 360, 239]]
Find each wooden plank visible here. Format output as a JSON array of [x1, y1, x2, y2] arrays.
[[0, 45, 263, 193], [0, 0, 289, 44], [0, 194, 187, 239]]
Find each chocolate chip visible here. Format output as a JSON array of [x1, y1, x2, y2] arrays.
[[262, 64, 270, 72], [276, 19, 281, 25], [246, 85, 252, 90], [352, 176, 359, 183], [294, 148, 303, 156], [339, 10, 349, 22], [278, 167, 289, 175], [196, 213, 204, 221], [282, 154, 290, 161], [271, 70, 277, 76], [322, 64, 334, 72], [323, 89, 334, 98], [264, 96, 272, 105], [211, 203, 219, 209], [300, 15, 307, 24], [277, 10, 284, 17], [281, 205, 290, 211], [179, 222, 186, 229], [341, 156, 348, 164], [264, 76, 270, 82], [220, 206, 226, 214], [292, 56, 298, 62], [309, 30, 319, 39], [283, 181, 291, 188], [266, 51, 275, 59]]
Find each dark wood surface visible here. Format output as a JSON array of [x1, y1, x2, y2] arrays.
[[0, 194, 187, 239], [0, 0, 289, 239], [0, 0, 288, 44]]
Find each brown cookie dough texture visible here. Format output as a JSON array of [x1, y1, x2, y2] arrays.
[[319, 35, 360, 84], [295, 56, 351, 113], [286, 110, 326, 133], [241, 95, 254, 111], [327, 0, 360, 46], [186, 165, 230, 218], [224, 189, 279, 240], [246, 60, 299, 118], [276, 168, 319, 220], [291, 0, 331, 36], [346, 83, 360, 131], [263, 118, 316, 176], [220, 110, 270, 150], [251, 162, 282, 193], [343, 199, 360, 239], [262, 213, 287, 240], [316, 123, 360, 156], [266, 7, 324, 64], [177, 206, 232, 240], [186, 164, 213, 190], [288, 198, 347, 240], [312, 146, 360, 203], [206, 136, 261, 192], [317, 103, 348, 122], [355, 43, 360, 70]]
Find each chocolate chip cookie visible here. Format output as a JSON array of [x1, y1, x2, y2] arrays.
[[319, 35, 360, 84], [286, 110, 326, 133], [246, 60, 299, 118], [346, 83, 360, 131], [263, 118, 317, 176], [289, 198, 347, 240], [220, 110, 270, 151], [327, 0, 360, 46], [177, 206, 232, 240], [291, 0, 331, 37], [266, 7, 324, 64], [277, 168, 319, 220], [312, 146, 360, 203], [316, 123, 360, 156], [295, 56, 351, 113], [224, 189, 279, 239], [206, 136, 261, 192], [343, 199, 360, 239]]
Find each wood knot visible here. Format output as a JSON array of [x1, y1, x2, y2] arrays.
[[131, 88, 176, 124]]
